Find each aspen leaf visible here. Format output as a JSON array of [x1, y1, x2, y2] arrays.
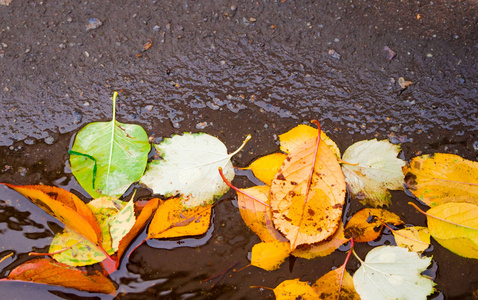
[[251, 241, 291, 271], [292, 221, 349, 259], [279, 124, 341, 158], [141, 133, 247, 208], [427, 202, 478, 259], [341, 139, 405, 207], [3, 258, 116, 294], [393, 226, 430, 253], [403, 153, 478, 207], [353, 246, 435, 300], [237, 185, 287, 243], [148, 197, 212, 239], [312, 265, 360, 300], [344, 208, 403, 243], [70, 92, 150, 198], [245, 153, 287, 186], [270, 122, 346, 250], [4, 184, 102, 246], [274, 279, 318, 300]]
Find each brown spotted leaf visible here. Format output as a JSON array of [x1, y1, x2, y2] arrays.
[[312, 265, 360, 300], [344, 208, 403, 243]]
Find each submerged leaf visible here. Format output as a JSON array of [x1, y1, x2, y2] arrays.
[[341, 139, 405, 207], [312, 265, 360, 300], [141, 133, 245, 208], [70, 93, 150, 198], [344, 208, 403, 243], [148, 197, 212, 239], [403, 153, 478, 207], [274, 279, 318, 300], [3, 258, 116, 294], [393, 226, 430, 253], [251, 241, 291, 271], [353, 246, 435, 300], [245, 153, 287, 186], [427, 202, 478, 259], [270, 123, 346, 249]]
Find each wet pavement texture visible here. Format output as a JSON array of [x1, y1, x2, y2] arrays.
[[0, 0, 478, 299]]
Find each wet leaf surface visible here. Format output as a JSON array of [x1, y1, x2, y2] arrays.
[[344, 208, 403, 243]]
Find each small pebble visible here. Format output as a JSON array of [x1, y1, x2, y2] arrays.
[[426, 53, 433, 58], [473, 141, 478, 151], [45, 136, 54, 144], [144, 105, 154, 112], [72, 110, 82, 124], [153, 25, 161, 31], [83, 101, 90, 106], [398, 77, 413, 89], [328, 49, 341, 60], [383, 46, 396, 61], [86, 17, 103, 31], [18, 167, 28, 177]]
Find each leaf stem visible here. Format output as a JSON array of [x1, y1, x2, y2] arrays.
[[408, 202, 478, 231], [218, 167, 271, 207], [338, 160, 359, 166], [0, 252, 13, 264], [29, 241, 82, 256], [229, 134, 252, 158], [105, 92, 118, 194], [337, 238, 354, 300]]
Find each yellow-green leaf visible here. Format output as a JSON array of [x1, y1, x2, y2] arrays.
[[403, 153, 478, 207]]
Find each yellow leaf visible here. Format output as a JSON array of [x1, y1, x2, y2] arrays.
[[312, 265, 360, 300], [279, 124, 341, 159], [251, 241, 291, 271], [344, 208, 403, 243], [274, 279, 318, 300], [292, 221, 349, 259], [271, 123, 346, 250], [403, 153, 478, 207], [245, 153, 287, 185], [393, 226, 430, 252], [427, 202, 478, 259], [148, 197, 212, 239], [237, 185, 287, 243]]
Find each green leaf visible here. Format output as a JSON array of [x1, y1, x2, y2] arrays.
[[353, 245, 435, 300], [341, 139, 405, 207], [69, 92, 150, 198], [141, 133, 249, 208]]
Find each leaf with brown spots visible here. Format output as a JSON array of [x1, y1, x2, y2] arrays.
[[2, 257, 116, 294], [3, 184, 102, 246], [270, 121, 346, 250], [312, 265, 360, 300], [344, 208, 403, 243]]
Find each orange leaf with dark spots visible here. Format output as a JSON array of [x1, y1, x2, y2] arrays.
[[4, 184, 102, 246], [344, 208, 403, 243], [3, 257, 116, 294], [270, 121, 346, 250]]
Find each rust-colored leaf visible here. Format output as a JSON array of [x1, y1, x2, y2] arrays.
[[148, 197, 212, 239], [4, 184, 102, 245], [344, 208, 403, 243], [270, 122, 346, 249], [237, 185, 287, 243], [312, 265, 360, 300], [3, 257, 116, 294]]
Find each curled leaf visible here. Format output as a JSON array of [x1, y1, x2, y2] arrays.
[[344, 208, 403, 243], [403, 153, 478, 207]]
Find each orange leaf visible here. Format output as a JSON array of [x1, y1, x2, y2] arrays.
[[4, 184, 102, 246], [344, 208, 403, 243], [3, 257, 116, 294], [270, 122, 346, 249], [312, 265, 360, 299], [292, 221, 349, 259], [148, 197, 212, 239], [237, 185, 288, 243]]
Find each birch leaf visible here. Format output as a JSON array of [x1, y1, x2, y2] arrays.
[[141, 133, 248, 208], [353, 246, 435, 300], [251, 241, 291, 271], [70, 92, 150, 198], [341, 139, 405, 207]]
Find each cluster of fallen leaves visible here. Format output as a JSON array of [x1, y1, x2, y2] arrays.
[[0, 92, 477, 299]]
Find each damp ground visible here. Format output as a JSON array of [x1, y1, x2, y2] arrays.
[[0, 1, 477, 299]]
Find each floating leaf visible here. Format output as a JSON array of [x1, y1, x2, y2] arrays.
[[312, 265, 360, 300], [70, 92, 150, 198], [148, 197, 212, 239], [279, 124, 341, 158], [237, 185, 287, 243], [344, 208, 403, 243], [341, 139, 405, 207], [270, 122, 346, 250], [274, 279, 318, 300], [251, 241, 291, 271], [403, 153, 478, 207], [141, 133, 249, 208], [353, 245, 435, 300], [4, 184, 102, 246], [245, 153, 287, 186], [292, 221, 348, 259], [2, 258, 116, 294], [393, 226, 430, 252], [427, 202, 478, 259]]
